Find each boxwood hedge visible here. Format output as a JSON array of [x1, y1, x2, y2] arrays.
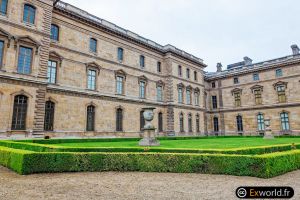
[[0, 146, 299, 178]]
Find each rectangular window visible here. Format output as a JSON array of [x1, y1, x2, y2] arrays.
[[213, 117, 219, 132], [157, 86, 163, 101], [139, 81, 145, 98], [47, 60, 57, 84], [276, 69, 283, 77], [157, 62, 161, 73], [90, 38, 97, 53], [212, 82, 216, 88], [257, 114, 265, 131], [23, 4, 36, 24], [0, 0, 8, 15], [234, 92, 241, 107], [116, 76, 124, 95], [277, 85, 286, 103], [18, 46, 32, 74], [212, 96, 217, 109], [280, 112, 290, 131], [186, 68, 190, 79], [118, 48, 123, 62], [87, 69, 96, 90], [50, 24, 59, 41], [254, 90, 262, 105], [194, 71, 197, 81], [140, 55, 145, 68], [186, 89, 191, 104], [178, 65, 182, 76], [178, 88, 183, 103], [253, 73, 259, 81], [234, 77, 239, 84], [194, 92, 199, 106], [0, 40, 3, 67]]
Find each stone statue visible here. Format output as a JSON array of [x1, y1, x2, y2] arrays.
[[139, 107, 160, 146]]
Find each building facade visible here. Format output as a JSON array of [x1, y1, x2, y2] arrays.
[[0, 0, 299, 138]]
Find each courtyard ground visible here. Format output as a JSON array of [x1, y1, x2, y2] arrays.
[[0, 166, 298, 200]]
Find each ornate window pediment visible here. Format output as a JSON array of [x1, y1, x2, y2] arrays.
[[186, 85, 193, 91], [86, 62, 101, 74], [49, 51, 63, 62], [0, 28, 13, 47], [156, 80, 165, 87], [177, 83, 185, 89], [231, 88, 242, 95], [138, 75, 148, 83], [273, 81, 288, 89], [114, 69, 126, 79], [14, 35, 40, 54], [194, 87, 200, 93], [251, 85, 263, 93]]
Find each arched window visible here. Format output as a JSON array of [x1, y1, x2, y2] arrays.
[[116, 107, 123, 132], [140, 111, 145, 131], [11, 95, 28, 130], [257, 113, 265, 131], [44, 101, 55, 131], [118, 47, 123, 61], [0, 0, 8, 15], [23, 4, 36, 24], [213, 116, 219, 133], [280, 112, 290, 131], [89, 38, 97, 53], [196, 114, 200, 133], [179, 113, 184, 132], [236, 115, 243, 133], [51, 24, 59, 41], [158, 112, 163, 132], [86, 105, 95, 131], [188, 114, 192, 132]]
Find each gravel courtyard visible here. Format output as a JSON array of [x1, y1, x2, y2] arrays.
[[0, 166, 298, 200]]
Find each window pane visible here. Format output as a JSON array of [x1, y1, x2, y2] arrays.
[[87, 69, 96, 90], [87, 105, 95, 131], [157, 62, 161, 72], [0, 40, 3, 67], [157, 86, 163, 101], [116, 108, 123, 131], [23, 4, 35, 24], [186, 90, 191, 104], [178, 88, 183, 103], [0, 0, 8, 15], [12, 95, 28, 130], [139, 81, 145, 98], [47, 60, 57, 84], [44, 101, 55, 131], [118, 48, 123, 61], [140, 55, 145, 68], [116, 76, 123, 94], [18, 47, 32, 74], [90, 38, 97, 53], [51, 24, 59, 41], [276, 69, 282, 77], [158, 112, 163, 132]]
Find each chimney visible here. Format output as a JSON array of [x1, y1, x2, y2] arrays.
[[216, 63, 222, 72], [243, 56, 253, 65], [291, 44, 299, 55]]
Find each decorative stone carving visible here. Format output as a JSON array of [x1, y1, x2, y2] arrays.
[[139, 107, 160, 146]]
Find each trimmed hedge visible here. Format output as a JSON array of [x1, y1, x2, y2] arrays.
[[0, 140, 299, 155], [0, 146, 299, 178]]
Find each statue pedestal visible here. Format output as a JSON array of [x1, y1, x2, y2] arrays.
[[139, 129, 160, 146], [263, 128, 274, 139]]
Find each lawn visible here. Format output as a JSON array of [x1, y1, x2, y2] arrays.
[[50, 137, 300, 149]]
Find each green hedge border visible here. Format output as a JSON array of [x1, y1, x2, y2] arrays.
[[0, 140, 299, 155], [0, 146, 299, 178]]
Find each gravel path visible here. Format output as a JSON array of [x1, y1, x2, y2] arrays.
[[0, 166, 299, 200]]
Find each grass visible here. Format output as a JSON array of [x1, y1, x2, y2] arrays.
[[49, 137, 300, 149]]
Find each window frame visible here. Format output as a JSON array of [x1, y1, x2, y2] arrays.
[[117, 47, 123, 62], [89, 38, 97, 53], [11, 95, 28, 130], [236, 115, 243, 133], [116, 107, 123, 132], [158, 112, 163, 132], [253, 73, 259, 81], [47, 60, 57, 84], [86, 105, 95, 132], [0, 0, 8, 15], [213, 116, 219, 133], [139, 55, 145, 68], [178, 65, 182, 77], [233, 92, 241, 107], [257, 113, 265, 131], [17, 46, 33, 74], [139, 80, 146, 99], [186, 68, 190, 79], [280, 112, 290, 131], [23, 4, 36, 25], [186, 88, 192, 105], [212, 95, 218, 109], [50, 24, 59, 41], [140, 110, 145, 131], [188, 113, 193, 133], [233, 77, 239, 84], [194, 71, 197, 81], [196, 114, 200, 133], [156, 81, 164, 102], [179, 113, 184, 133], [87, 69, 97, 90], [0, 40, 4, 68], [275, 69, 283, 77], [157, 61, 161, 73], [44, 100, 55, 131]]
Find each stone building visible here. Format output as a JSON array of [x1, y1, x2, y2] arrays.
[[0, 0, 299, 138]]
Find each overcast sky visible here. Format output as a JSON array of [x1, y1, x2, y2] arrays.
[[63, 0, 300, 72]]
